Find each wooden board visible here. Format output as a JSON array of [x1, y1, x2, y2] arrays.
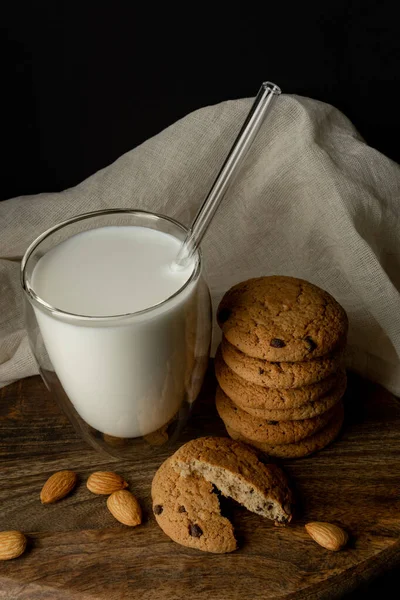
[[0, 368, 399, 599]]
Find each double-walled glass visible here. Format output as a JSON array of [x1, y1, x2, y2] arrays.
[[21, 210, 212, 457]]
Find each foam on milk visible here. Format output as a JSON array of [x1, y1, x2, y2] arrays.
[[31, 226, 198, 438]]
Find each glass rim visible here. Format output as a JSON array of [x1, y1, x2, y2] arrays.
[[21, 208, 202, 323]]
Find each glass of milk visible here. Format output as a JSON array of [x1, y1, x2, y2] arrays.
[[21, 209, 212, 457]]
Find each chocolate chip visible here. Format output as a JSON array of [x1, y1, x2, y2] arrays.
[[218, 308, 231, 323], [178, 505, 186, 513], [283, 502, 292, 515], [270, 338, 286, 348], [153, 504, 163, 515], [249, 488, 254, 494], [267, 504, 273, 511], [258, 368, 265, 375], [256, 506, 263, 512], [277, 514, 290, 523], [304, 336, 317, 352], [189, 523, 203, 537]]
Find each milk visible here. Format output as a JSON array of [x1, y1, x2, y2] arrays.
[[31, 226, 198, 438]]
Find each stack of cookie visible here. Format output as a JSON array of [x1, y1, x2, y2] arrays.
[[214, 276, 348, 458]]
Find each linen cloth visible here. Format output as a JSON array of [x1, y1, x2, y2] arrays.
[[1, 94, 400, 394]]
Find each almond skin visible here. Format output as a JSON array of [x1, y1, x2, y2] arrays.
[[0, 531, 27, 560], [40, 470, 78, 504], [305, 521, 349, 551], [87, 471, 128, 495], [107, 490, 142, 526]]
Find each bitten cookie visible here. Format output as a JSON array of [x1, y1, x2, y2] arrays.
[[216, 386, 337, 444], [217, 276, 348, 362], [226, 402, 344, 458], [170, 436, 293, 524], [221, 337, 344, 389], [151, 456, 237, 554], [215, 345, 346, 416]]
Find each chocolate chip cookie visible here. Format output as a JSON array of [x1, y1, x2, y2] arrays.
[[217, 276, 348, 362], [170, 436, 293, 524], [151, 456, 237, 553], [221, 337, 344, 389], [216, 386, 337, 444], [215, 345, 346, 416], [226, 402, 344, 458]]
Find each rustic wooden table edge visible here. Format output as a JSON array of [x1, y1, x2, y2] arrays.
[[1, 370, 400, 600]]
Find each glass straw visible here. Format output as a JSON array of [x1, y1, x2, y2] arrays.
[[173, 81, 281, 268]]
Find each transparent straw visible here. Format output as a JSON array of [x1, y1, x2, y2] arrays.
[[173, 81, 281, 268]]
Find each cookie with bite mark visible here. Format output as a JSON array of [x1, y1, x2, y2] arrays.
[[170, 436, 293, 524]]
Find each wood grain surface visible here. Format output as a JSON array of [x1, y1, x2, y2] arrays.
[[0, 368, 399, 599]]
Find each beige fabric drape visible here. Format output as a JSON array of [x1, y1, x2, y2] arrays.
[[1, 94, 400, 393]]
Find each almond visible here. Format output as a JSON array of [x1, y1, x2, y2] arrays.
[[0, 531, 27, 560], [107, 490, 142, 526], [40, 470, 78, 504], [87, 471, 128, 495], [305, 521, 349, 551]]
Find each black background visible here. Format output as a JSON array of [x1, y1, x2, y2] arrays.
[[1, 2, 399, 595], [1, 1, 400, 202]]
